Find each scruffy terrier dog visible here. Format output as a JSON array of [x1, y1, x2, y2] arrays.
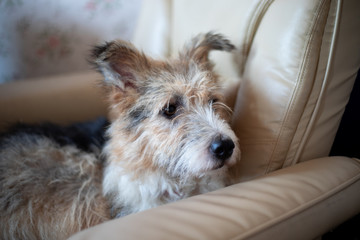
[[0, 32, 240, 240]]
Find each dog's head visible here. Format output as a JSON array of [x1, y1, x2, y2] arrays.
[[92, 32, 240, 177]]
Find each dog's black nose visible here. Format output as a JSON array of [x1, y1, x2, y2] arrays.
[[209, 136, 235, 161]]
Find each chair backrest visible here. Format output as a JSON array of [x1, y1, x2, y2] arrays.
[[133, 0, 360, 181]]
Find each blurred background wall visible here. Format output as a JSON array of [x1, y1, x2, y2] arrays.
[[0, 0, 142, 83]]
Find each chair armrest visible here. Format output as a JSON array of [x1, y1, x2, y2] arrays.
[[0, 72, 107, 130], [69, 156, 360, 240]]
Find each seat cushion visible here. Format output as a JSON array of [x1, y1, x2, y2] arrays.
[[68, 157, 360, 240]]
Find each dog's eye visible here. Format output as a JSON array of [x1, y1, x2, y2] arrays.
[[162, 104, 177, 119], [209, 98, 219, 105]]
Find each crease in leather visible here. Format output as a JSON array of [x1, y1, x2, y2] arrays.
[[229, 158, 360, 240], [266, 0, 331, 173], [287, 0, 342, 166], [238, 0, 274, 76]]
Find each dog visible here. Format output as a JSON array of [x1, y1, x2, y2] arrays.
[[0, 32, 241, 240]]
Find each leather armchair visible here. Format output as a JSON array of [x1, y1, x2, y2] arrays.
[[69, 0, 360, 239], [1, 0, 359, 239]]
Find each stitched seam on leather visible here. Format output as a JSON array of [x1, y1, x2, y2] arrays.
[[239, 0, 274, 76], [230, 160, 360, 240], [282, 0, 338, 168], [270, 0, 328, 171], [291, 0, 342, 165], [265, 0, 329, 174]]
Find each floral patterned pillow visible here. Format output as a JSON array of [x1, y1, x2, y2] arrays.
[[0, 0, 142, 83]]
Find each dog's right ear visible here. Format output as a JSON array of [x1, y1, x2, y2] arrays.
[[183, 32, 235, 66], [91, 40, 151, 91]]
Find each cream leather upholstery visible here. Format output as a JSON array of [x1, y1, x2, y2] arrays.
[[1, 0, 359, 239], [69, 157, 360, 240], [0, 72, 106, 130], [69, 0, 360, 239]]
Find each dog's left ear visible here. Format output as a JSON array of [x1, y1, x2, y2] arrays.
[[183, 32, 235, 65], [91, 40, 151, 91]]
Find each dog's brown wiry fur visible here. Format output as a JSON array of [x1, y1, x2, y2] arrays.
[[0, 32, 240, 239], [0, 134, 110, 240]]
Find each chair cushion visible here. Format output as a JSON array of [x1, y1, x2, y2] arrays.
[[68, 157, 360, 240]]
